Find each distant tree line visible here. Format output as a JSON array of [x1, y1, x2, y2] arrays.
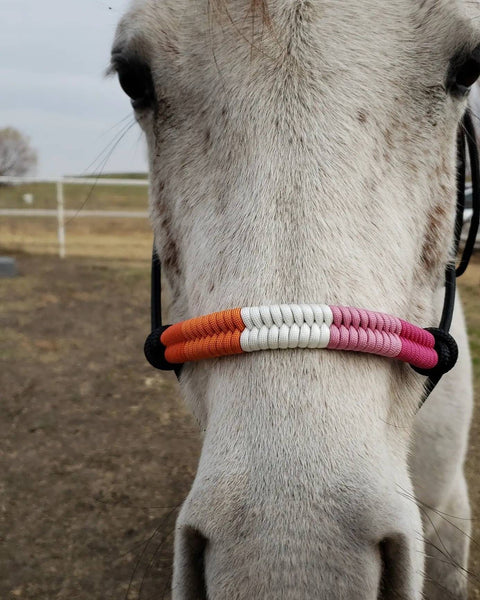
[[0, 127, 37, 178]]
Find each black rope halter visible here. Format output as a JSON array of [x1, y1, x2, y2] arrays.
[[145, 111, 480, 407], [417, 111, 480, 402]]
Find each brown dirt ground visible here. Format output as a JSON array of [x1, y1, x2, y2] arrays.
[[1, 249, 479, 600], [1, 252, 201, 600]]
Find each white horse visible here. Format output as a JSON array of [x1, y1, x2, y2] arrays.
[[111, 1, 476, 598]]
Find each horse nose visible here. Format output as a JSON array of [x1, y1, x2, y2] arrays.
[[377, 535, 418, 600], [173, 525, 208, 600], [173, 481, 421, 600]]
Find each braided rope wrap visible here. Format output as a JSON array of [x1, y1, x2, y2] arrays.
[[161, 308, 244, 363], [159, 303, 439, 370], [327, 306, 437, 369], [396, 319, 437, 369], [240, 304, 332, 351], [328, 305, 402, 358]]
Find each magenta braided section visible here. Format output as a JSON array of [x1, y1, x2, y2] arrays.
[[396, 339, 438, 370], [397, 320, 437, 369], [398, 319, 435, 347], [327, 306, 439, 370]]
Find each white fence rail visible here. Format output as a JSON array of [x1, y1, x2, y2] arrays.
[[0, 176, 149, 187], [0, 176, 149, 258], [0, 209, 147, 218], [1, 176, 478, 258]]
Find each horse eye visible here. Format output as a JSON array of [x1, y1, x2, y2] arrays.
[[112, 53, 155, 110], [448, 47, 480, 97]]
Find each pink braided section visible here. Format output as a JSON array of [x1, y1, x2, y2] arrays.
[[330, 305, 403, 334], [327, 306, 438, 370], [328, 306, 402, 358]]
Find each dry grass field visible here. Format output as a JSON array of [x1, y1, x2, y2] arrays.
[[0, 179, 150, 259], [0, 193, 479, 599], [1, 217, 152, 260]]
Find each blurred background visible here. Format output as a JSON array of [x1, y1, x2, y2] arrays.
[[0, 2, 479, 599], [1, 2, 200, 599]]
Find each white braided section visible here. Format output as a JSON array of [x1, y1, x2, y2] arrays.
[[240, 304, 333, 352]]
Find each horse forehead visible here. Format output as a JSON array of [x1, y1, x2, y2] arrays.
[[124, 0, 471, 47]]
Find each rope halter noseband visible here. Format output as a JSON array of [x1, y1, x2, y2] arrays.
[[145, 303, 458, 375], [144, 112, 479, 405]]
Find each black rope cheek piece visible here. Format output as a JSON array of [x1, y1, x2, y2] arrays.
[[416, 110, 480, 404], [458, 112, 480, 278], [144, 247, 183, 378], [144, 111, 480, 399]]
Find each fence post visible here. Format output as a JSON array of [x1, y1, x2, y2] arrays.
[[56, 179, 66, 259]]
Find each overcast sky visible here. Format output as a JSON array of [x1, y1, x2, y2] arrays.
[[1, 0, 147, 177]]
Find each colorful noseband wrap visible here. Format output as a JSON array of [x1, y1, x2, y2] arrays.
[[158, 304, 439, 371]]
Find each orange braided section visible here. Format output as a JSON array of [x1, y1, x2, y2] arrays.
[[161, 308, 245, 364]]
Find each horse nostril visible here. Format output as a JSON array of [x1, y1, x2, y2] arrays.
[[378, 535, 413, 600], [174, 526, 208, 600]]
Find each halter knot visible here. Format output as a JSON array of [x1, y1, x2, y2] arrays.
[[144, 326, 179, 373]]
